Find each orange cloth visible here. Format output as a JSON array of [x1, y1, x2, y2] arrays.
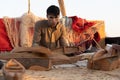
[[70, 16, 95, 33]]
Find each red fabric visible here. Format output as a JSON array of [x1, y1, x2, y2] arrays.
[[70, 16, 96, 33], [0, 19, 13, 51], [69, 16, 101, 48]]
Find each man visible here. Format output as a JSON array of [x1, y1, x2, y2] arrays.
[[32, 5, 68, 49]]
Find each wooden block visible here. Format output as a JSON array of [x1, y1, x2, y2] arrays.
[[2, 59, 25, 80], [0, 52, 52, 71], [87, 56, 119, 71]]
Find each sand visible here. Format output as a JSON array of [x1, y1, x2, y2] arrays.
[[22, 67, 120, 80], [0, 56, 120, 80], [0, 59, 120, 80], [22, 60, 120, 80]]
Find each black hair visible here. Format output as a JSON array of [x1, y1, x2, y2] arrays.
[[47, 5, 60, 17]]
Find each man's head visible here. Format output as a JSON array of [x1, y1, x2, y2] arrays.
[[46, 5, 60, 27], [47, 5, 60, 17]]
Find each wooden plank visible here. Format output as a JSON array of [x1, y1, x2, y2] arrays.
[[87, 56, 119, 71], [0, 52, 52, 71], [52, 46, 85, 54], [11, 46, 52, 56], [15, 58, 51, 70]]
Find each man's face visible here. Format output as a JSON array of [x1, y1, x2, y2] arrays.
[[47, 14, 60, 27]]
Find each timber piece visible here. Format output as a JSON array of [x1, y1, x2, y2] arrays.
[[51, 54, 71, 65], [52, 46, 84, 55], [92, 48, 119, 61], [52, 53, 94, 65], [0, 52, 48, 60], [87, 44, 120, 71], [67, 52, 95, 63], [10, 46, 84, 56], [0, 52, 52, 71], [15, 58, 51, 71], [11, 46, 85, 56], [2, 59, 25, 80], [87, 56, 119, 71], [10, 46, 52, 56]]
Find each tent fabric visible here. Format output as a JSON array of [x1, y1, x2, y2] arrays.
[[0, 19, 13, 51], [0, 13, 45, 52], [0, 15, 102, 51], [3, 17, 21, 48], [61, 16, 100, 47], [20, 12, 39, 47], [70, 16, 96, 33]]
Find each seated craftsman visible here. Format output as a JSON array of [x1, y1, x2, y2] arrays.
[[32, 5, 68, 49]]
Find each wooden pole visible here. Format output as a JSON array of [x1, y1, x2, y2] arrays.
[[28, 0, 30, 13], [58, 0, 66, 16]]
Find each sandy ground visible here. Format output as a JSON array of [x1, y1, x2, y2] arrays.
[[22, 67, 120, 80], [0, 60, 120, 80]]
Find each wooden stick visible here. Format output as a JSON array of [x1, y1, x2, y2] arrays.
[[58, 0, 66, 16], [93, 38, 102, 49], [28, 0, 30, 13]]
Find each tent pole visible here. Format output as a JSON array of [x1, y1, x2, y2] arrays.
[[58, 0, 66, 17], [28, 0, 30, 13]]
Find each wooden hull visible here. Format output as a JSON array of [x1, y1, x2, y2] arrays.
[[0, 46, 90, 70], [0, 52, 52, 70]]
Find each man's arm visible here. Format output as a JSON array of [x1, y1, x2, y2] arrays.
[[59, 25, 69, 47], [32, 21, 41, 47]]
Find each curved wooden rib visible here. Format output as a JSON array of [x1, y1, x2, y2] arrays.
[[10, 46, 52, 56]]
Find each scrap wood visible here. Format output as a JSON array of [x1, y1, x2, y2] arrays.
[[0, 53, 51, 70], [3, 59, 25, 71], [16, 58, 51, 70], [87, 56, 119, 71], [93, 52, 119, 61], [0, 52, 48, 59], [2, 59, 25, 80], [52, 46, 83, 55], [11, 46, 83, 56], [10, 46, 52, 56], [92, 44, 120, 61], [52, 52, 95, 65], [10, 46, 85, 59], [87, 44, 120, 71]]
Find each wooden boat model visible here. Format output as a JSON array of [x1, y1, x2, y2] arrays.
[[0, 46, 85, 70], [2, 59, 25, 80]]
